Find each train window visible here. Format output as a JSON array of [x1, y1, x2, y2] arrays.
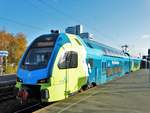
[[134, 62, 139, 68], [67, 51, 78, 68], [106, 68, 111, 76], [74, 39, 82, 46], [57, 52, 68, 69], [111, 66, 122, 74], [87, 58, 93, 67], [86, 42, 93, 48], [58, 51, 78, 69], [21, 34, 58, 71], [102, 62, 106, 72], [119, 66, 122, 73], [22, 48, 52, 70]]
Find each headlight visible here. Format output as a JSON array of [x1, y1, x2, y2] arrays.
[[16, 77, 23, 82], [37, 78, 49, 83]]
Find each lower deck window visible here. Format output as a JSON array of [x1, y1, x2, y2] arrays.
[[106, 66, 122, 76]]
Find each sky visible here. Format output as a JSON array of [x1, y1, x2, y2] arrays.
[[0, 0, 150, 56]]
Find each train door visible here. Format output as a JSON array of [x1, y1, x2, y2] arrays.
[[66, 51, 79, 94], [57, 51, 78, 97], [101, 59, 107, 83], [87, 58, 97, 85], [93, 59, 101, 85]]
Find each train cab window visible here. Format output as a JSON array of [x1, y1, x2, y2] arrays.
[[21, 34, 58, 71], [58, 51, 78, 69], [24, 48, 52, 65]]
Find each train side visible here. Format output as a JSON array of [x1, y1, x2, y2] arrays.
[[16, 32, 141, 103], [81, 38, 137, 85]]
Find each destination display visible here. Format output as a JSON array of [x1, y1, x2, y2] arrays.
[[37, 41, 54, 47], [33, 37, 56, 48]]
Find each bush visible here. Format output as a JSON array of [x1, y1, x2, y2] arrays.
[[4, 64, 18, 74]]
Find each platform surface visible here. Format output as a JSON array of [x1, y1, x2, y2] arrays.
[[34, 69, 150, 113]]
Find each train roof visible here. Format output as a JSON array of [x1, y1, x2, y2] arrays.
[[81, 38, 126, 57]]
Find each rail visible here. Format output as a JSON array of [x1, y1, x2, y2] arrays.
[[14, 103, 41, 113]]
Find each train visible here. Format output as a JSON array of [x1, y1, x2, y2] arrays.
[[15, 27, 141, 103]]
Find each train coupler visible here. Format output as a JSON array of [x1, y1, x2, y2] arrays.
[[17, 88, 29, 104]]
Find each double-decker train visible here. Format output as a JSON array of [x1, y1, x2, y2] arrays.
[[16, 29, 141, 102]]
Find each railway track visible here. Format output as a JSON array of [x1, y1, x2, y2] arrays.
[[0, 74, 96, 113], [0, 75, 45, 113], [14, 102, 41, 113], [0, 98, 44, 113], [0, 79, 16, 102], [0, 85, 96, 113]]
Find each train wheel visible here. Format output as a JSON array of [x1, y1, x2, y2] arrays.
[[91, 82, 97, 87], [81, 84, 88, 91], [78, 84, 88, 92]]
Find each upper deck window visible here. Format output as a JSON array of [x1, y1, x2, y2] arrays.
[[74, 38, 82, 46], [86, 42, 93, 48]]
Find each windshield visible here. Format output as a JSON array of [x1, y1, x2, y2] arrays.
[[24, 48, 52, 66], [21, 34, 58, 70]]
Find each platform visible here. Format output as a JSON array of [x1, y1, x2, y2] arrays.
[[34, 69, 150, 113]]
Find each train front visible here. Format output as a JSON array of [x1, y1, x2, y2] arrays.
[[15, 32, 59, 103]]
